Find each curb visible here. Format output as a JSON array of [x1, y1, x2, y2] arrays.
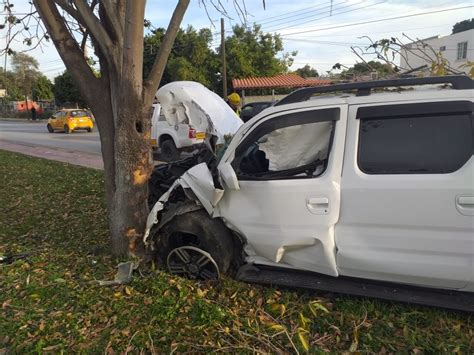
[[0, 139, 104, 170]]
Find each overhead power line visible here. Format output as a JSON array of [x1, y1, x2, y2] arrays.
[[262, 0, 367, 31], [283, 23, 454, 38], [256, 0, 348, 26], [282, 38, 371, 47], [281, 5, 474, 36], [250, 1, 334, 24]]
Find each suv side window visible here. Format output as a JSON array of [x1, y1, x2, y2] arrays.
[[357, 101, 473, 174], [233, 108, 339, 180]]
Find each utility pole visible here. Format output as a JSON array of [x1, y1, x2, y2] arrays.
[[220, 18, 227, 99]]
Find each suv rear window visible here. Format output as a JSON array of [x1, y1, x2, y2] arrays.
[[357, 102, 473, 174]]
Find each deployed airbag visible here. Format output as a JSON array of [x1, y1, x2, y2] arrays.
[[259, 121, 332, 171]]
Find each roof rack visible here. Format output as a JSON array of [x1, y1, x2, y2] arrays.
[[275, 75, 473, 106]]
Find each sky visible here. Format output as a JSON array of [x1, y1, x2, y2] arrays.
[[2, 0, 473, 80]]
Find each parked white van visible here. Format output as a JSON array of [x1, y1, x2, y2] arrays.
[[145, 76, 474, 311]]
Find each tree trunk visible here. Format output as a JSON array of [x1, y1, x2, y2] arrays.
[[92, 96, 152, 257], [109, 107, 152, 257]]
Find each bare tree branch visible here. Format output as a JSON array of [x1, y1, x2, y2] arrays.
[[99, 0, 123, 42], [143, 0, 190, 105], [71, 0, 116, 62], [32, 0, 100, 104]]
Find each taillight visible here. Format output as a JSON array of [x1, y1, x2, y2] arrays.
[[188, 126, 196, 139]]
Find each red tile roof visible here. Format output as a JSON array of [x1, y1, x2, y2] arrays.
[[232, 74, 331, 90]]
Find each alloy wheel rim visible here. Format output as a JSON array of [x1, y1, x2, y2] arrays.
[[166, 246, 220, 280]]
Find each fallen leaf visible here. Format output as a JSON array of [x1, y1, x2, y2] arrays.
[[297, 328, 310, 352], [269, 324, 285, 332]]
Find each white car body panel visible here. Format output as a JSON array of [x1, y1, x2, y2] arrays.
[[180, 163, 224, 216], [216, 105, 348, 276], [336, 101, 474, 290]]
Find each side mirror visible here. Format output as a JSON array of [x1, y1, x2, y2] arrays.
[[218, 162, 240, 190]]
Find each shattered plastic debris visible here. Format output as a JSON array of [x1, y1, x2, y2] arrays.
[[93, 261, 137, 286]]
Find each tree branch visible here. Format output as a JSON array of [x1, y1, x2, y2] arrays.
[[100, 0, 123, 42], [120, 0, 146, 97], [54, 0, 84, 25], [71, 0, 116, 63], [143, 0, 190, 105], [33, 0, 100, 105]]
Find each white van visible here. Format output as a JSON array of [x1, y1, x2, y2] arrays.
[[151, 82, 242, 161], [150, 103, 206, 161], [145, 76, 474, 311]]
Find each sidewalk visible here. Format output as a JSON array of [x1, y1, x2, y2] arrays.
[[0, 140, 104, 170]]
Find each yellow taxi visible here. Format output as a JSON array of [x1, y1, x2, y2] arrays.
[[47, 109, 94, 134]]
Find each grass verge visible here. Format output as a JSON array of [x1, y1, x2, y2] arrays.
[[0, 150, 472, 353]]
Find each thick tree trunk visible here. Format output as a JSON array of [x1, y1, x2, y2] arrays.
[[93, 98, 152, 257], [109, 107, 152, 257]]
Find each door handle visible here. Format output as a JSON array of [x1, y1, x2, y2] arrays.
[[307, 197, 329, 215], [308, 197, 329, 205], [456, 196, 474, 216]]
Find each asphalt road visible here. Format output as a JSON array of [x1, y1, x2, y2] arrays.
[[0, 120, 102, 155]]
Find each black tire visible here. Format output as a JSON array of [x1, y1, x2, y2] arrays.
[[156, 209, 236, 275], [87, 127, 92, 133], [47, 124, 53, 133], [160, 139, 180, 162], [64, 125, 72, 134]]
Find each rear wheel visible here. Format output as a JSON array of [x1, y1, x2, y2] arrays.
[[47, 124, 53, 133], [155, 209, 236, 279], [64, 125, 72, 134], [87, 127, 92, 133], [160, 139, 180, 162]]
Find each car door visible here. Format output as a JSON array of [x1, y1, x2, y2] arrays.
[[336, 100, 473, 289], [50, 111, 61, 128], [59, 111, 68, 128], [218, 105, 348, 276]]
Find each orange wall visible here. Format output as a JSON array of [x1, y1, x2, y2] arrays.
[[15, 101, 44, 114]]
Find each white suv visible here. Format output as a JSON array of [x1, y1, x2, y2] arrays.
[[145, 76, 474, 311]]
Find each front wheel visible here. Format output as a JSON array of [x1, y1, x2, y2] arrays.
[[155, 209, 237, 279], [47, 124, 53, 133], [64, 125, 72, 134]]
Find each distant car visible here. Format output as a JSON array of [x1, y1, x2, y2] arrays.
[[240, 101, 273, 122], [47, 109, 94, 134]]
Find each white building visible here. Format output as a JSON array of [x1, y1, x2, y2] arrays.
[[400, 29, 473, 74]]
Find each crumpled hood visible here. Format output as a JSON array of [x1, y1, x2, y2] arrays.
[[156, 81, 243, 144]]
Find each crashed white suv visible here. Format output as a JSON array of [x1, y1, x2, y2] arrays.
[[145, 76, 474, 311]]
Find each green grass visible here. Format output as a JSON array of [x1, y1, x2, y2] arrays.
[[0, 150, 472, 353]]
